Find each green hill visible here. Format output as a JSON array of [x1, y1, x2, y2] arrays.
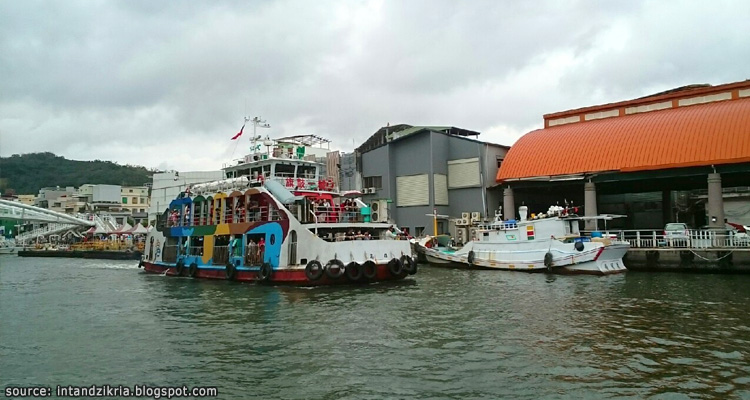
[[0, 152, 156, 195]]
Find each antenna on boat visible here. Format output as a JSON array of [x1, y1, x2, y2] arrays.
[[245, 116, 271, 154]]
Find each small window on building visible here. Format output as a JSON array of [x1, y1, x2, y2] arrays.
[[122, 197, 128, 204], [132, 197, 138, 204], [364, 176, 382, 189]]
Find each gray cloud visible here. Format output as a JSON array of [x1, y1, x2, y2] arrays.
[[1, 0, 748, 172]]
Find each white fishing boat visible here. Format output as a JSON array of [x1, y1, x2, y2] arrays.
[[416, 205, 629, 275]]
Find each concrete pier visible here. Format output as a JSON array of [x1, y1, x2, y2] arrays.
[[624, 248, 750, 272]]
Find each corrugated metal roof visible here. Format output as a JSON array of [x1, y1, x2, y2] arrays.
[[497, 98, 750, 182]]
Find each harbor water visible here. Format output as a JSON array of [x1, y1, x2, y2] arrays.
[[2, 257, 750, 399]]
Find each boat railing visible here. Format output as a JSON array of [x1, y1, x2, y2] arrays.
[[315, 208, 362, 223], [186, 245, 203, 257], [213, 245, 229, 265], [580, 229, 750, 249], [244, 243, 264, 265], [172, 205, 284, 226]]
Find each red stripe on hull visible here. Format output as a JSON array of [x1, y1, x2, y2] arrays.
[[141, 262, 408, 286]]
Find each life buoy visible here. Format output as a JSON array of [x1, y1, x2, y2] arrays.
[[258, 262, 273, 282], [467, 251, 475, 264], [188, 262, 198, 278], [345, 262, 363, 282], [362, 260, 377, 279], [544, 252, 554, 268], [225, 262, 236, 280], [325, 259, 345, 279], [387, 258, 403, 276], [574, 241, 584, 252], [305, 260, 324, 281], [401, 255, 417, 275], [175, 260, 185, 276]]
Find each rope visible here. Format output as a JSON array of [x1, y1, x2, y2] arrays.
[[688, 249, 734, 262]]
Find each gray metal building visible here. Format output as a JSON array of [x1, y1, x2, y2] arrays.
[[356, 125, 509, 237]]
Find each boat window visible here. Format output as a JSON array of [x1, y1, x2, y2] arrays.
[[297, 165, 316, 179], [275, 163, 295, 178]]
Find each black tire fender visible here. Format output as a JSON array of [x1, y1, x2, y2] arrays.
[[325, 259, 345, 279], [574, 241, 584, 252], [175, 260, 185, 276], [467, 250, 475, 264], [401, 255, 417, 275], [362, 260, 377, 279], [258, 262, 273, 282], [345, 262, 363, 282], [225, 262, 236, 280], [305, 260, 324, 281], [387, 258, 403, 276], [544, 252, 554, 267], [188, 262, 198, 278]]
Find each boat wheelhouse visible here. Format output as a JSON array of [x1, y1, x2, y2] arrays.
[[141, 129, 416, 285]]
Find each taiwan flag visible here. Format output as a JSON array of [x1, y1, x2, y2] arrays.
[[231, 124, 245, 140]]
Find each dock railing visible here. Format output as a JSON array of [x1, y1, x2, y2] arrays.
[[582, 229, 750, 250]]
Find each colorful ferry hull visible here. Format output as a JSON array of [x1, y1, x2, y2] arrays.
[[140, 186, 416, 285]]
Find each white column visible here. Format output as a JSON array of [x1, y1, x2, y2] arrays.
[[584, 181, 598, 231], [707, 173, 724, 229], [503, 187, 515, 220]]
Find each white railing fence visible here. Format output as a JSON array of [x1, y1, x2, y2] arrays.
[[582, 229, 750, 249]]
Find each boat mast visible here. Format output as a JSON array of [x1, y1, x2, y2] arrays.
[[245, 115, 271, 153]]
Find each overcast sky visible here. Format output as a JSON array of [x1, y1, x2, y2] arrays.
[[1, 0, 749, 172]]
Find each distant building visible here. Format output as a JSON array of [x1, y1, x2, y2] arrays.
[[16, 195, 36, 206], [356, 125, 510, 237], [338, 151, 361, 192], [36, 186, 76, 208], [40, 184, 151, 225], [120, 186, 150, 224]]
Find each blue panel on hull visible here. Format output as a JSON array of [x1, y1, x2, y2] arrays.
[[247, 222, 284, 269]]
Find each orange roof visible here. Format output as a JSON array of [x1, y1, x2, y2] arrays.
[[497, 97, 750, 182]]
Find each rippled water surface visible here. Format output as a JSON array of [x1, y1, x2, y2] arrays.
[[2, 257, 750, 399]]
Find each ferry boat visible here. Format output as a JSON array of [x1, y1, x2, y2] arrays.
[[416, 205, 629, 275], [140, 126, 416, 285]]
